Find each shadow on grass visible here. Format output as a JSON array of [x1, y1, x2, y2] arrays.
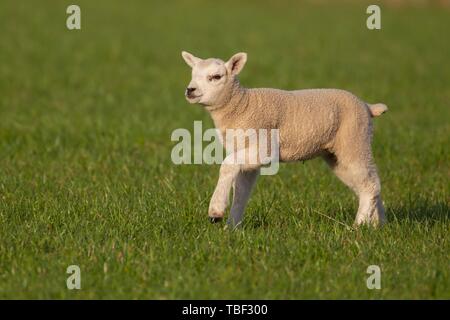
[[242, 197, 449, 230], [388, 198, 449, 225]]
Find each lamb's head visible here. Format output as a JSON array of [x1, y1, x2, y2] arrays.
[[181, 51, 247, 106]]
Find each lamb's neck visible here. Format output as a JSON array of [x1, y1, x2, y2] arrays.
[[207, 81, 250, 130]]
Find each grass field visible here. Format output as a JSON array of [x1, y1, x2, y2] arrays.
[[0, 0, 449, 299]]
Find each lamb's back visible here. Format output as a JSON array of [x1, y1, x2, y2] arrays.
[[247, 88, 364, 161]]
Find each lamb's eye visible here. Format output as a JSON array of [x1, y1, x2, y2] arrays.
[[210, 74, 222, 81]]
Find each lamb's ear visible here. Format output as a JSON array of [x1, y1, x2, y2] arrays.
[[225, 52, 247, 76], [181, 51, 201, 68]]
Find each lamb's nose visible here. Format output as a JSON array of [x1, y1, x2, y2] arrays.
[[186, 87, 196, 95]]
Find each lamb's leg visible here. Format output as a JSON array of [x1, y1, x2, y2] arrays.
[[228, 169, 260, 228], [323, 153, 386, 227], [208, 162, 240, 222], [355, 192, 385, 226]]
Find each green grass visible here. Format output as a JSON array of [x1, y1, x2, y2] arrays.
[[0, 0, 449, 299]]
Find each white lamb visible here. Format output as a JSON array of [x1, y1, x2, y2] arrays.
[[181, 51, 388, 228]]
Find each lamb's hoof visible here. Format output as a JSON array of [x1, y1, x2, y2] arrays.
[[208, 208, 224, 223], [209, 217, 223, 223], [353, 217, 385, 228]]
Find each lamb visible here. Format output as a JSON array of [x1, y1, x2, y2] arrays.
[[181, 51, 388, 228]]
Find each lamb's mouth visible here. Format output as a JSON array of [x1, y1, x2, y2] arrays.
[[186, 94, 202, 102]]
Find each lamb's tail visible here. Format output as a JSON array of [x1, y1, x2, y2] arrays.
[[368, 103, 388, 117]]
